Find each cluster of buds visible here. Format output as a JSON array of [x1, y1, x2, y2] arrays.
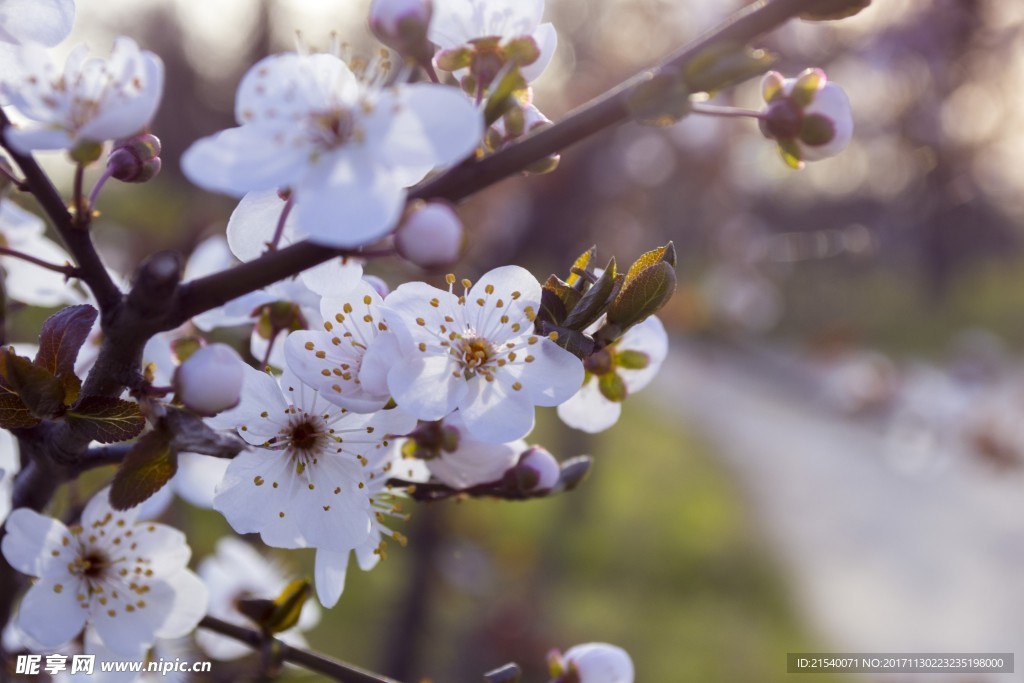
[[758, 68, 853, 168], [106, 132, 163, 183]]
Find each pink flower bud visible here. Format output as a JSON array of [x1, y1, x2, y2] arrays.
[[513, 446, 560, 493], [108, 133, 163, 183], [560, 643, 634, 683], [174, 343, 245, 416], [369, 0, 433, 62], [395, 201, 464, 269]]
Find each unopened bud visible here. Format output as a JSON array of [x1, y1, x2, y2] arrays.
[[512, 446, 560, 493], [369, 0, 434, 63], [174, 343, 245, 416], [758, 69, 853, 167], [395, 201, 464, 269], [108, 133, 163, 183], [555, 643, 635, 683]]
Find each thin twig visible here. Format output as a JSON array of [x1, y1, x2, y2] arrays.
[[198, 616, 402, 683], [265, 194, 294, 253], [170, 0, 824, 328], [0, 111, 121, 311], [689, 100, 766, 119], [72, 163, 86, 229], [0, 245, 79, 276]]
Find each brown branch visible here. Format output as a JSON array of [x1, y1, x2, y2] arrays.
[[0, 111, 121, 312], [168, 0, 822, 328], [198, 616, 403, 683]]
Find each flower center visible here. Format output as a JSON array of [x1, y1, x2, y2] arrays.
[[312, 108, 357, 149], [284, 413, 327, 457], [456, 335, 495, 378], [72, 550, 110, 580]]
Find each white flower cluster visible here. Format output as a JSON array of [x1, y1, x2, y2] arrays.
[[0, 0, 692, 666]]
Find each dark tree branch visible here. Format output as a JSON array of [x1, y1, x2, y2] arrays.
[[0, 111, 121, 312], [167, 0, 822, 328], [199, 616, 402, 683]]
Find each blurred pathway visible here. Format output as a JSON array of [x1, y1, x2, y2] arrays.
[[654, 343, 1024, 682]]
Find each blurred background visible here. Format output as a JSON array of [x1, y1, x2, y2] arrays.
[[11, 0, 1024, 680]]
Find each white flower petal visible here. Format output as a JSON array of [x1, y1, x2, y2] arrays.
[[521, 22, 558, 82], [388, 354, 465, 421], [617, 315, 668, 392], [314, 549, 349, 608], [0, 0, 75, 47], [182, 127, 311, 197], [458, 376, 535, 442], [1, 508, 73, 577], [294, 149, 406, 248], [225, 190, 296, 262], [16, 578, 88, 649], [556, 377, 622, 433]]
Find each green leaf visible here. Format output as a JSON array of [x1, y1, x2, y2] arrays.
[[0, 347, 65, 419], [35, 304, 98, 378], [537, 286, 569, 329], [562, 258, 620, 331], [66, 396, 146, 444], [624, 243, 677, 286], [565, 246, 596, 288], [0, 390, 38, 429], [109, 429, 177, 511], [685, 43, 777, 95], [607, 261, 677, 329], [598, 372, 628, 402]]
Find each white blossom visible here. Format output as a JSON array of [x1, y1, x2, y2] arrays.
[[383, 265, 584, 442], [430, 0, 557, 83], [553, 643, 634, 683], [284, 279, 402, 414], [557, 315, 668, 434], [0, 488, 207, 657], [401, 413, 524, 488], [208, 365, 416, 552], [181, 51, 482, 248], [312, 448, 420, 607], [196, 537, 319, 660], [0, 0, 75, 73], [1, 36, 164, 153]]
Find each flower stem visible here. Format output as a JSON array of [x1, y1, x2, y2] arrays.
[[73, 162, 88, 229], [689, 101, 766, 119], [265, 194, 295, 253], [0, 162, 27, 191], [88, 168, 114, 212]]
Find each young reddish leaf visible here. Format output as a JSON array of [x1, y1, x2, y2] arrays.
[[0, 347, 65, 419], [623, 242, 677, 287], [0, 390, 39, 429], [565, 246, 596, 288], [109, 429, 177, 511], [562, 258, 619, 331], [66, 396, 146, 444], [35, 304, 98, 377]]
